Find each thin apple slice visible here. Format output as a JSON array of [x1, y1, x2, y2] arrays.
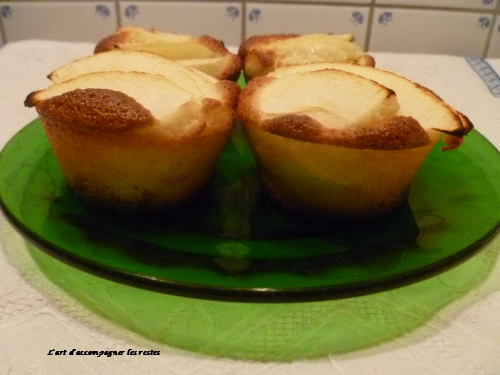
[[48, 50, 219, 99], [256, 69, 399, 130], [26, 71, 193, 124], [116, 41, 216, 60], [94, 26, 243, 81], [268, 63, 469, 149], [95, 27, 217, 59], [238, 34, 375, 80], [273, 34, 367, 66], [177, 55, 242, 83]]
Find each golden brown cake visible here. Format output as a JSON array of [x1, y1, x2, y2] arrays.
[[25, 52, 240, 214], [238, 33, 375, 80], [95, 26, 243, 81], [237, 63, 472, 223]]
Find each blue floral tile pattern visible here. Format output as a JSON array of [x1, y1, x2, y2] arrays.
[[378, 12, 393, 26], [226, 6, 239, 20], [248, 9, 262, 24], [1, 5, 13, 19], [477, 16, 491, 30], [351, 11, 364, 26], [95, 5, 111, 19], [466, 57, 500, 98], [124, 5, 139, 20]]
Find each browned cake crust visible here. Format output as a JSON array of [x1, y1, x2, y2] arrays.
[[260, 114, 431, 150], [185, 35, 243, 81], [34, 88, 157, 131], [215, 80, 242, 109], [196, 35, 235, 56], [212, 54, 243, 82], [238, 34, 298, 60], [94, 30, 128, 53]]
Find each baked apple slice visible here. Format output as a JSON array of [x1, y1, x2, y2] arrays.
[[48, 50, 219, 99], [47, 50, 241, 123], [95, 26, 242, 81], [268, 63, 472, 149]]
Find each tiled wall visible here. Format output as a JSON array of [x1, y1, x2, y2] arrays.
[[0, 0, 499, 58]]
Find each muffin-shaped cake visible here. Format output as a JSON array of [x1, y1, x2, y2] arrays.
[[237, 63, 472, 223], [95, 26, 242, 81], [238, 33, 375, 81], [25, 51, 240, 214]]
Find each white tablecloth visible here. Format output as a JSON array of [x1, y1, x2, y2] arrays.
[[1, 41, 499, 374]]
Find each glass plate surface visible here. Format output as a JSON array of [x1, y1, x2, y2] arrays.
[[1, 119, 500, 302]]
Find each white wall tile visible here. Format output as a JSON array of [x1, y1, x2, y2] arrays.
[[0, 0, 498, 58], [119, 2, 242, 47], [245, 3, 370, 48], [283, 0, 370, 4], [370, 8, 492, 56], [0, 2, 117, 43], [375, 0, 498, 10], [487, 16, 500, 58]]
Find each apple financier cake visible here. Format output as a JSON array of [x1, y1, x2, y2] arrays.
[[25, 51, 240, 214], [238, 33, 376, 81], [237, 63, 473, 223]]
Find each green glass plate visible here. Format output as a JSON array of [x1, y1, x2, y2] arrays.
[[1, 119, 500, 302]]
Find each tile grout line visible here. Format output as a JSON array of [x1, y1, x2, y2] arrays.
[[374, 4, 498, 14], [115, 0, 122, 28], [244, 0, 370, 5], [364, 0, 375, 52], [240, 0, 498, 14], [0, 4, 6, 44], [241, 1, 247, 43]]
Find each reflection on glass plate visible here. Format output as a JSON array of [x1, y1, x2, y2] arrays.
[[1, 119, 499, 302]]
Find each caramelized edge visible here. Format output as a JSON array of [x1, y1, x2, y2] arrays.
[[34, 88, 157, 132], [94, 28, 130, 53]]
